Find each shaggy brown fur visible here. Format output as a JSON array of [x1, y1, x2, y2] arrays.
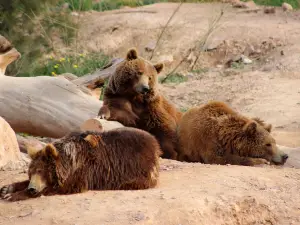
[[0, 128, 162, 202], [98, 48, 182, 159], [177, 101, 288, 166]]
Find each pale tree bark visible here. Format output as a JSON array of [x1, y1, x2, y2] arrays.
[[0, 35, 124, 138]]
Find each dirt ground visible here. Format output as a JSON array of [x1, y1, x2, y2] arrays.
[[1, 2, 300, 225]]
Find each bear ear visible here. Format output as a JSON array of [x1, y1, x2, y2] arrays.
[[243, 121, 257, 135], [84, 134, 98, 148], [43, 144, 59, 160], [252, 117, 272, 133], [264, 124, 272, 133], [126, 48, 138, 61], [154, 63, 164, 74], [26, 145, 42, 160]]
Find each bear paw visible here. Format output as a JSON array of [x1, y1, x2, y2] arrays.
[[253, 158, 270, 166], [97, 106, 111, 120], [1, 193, 23, 202], [0, 185, 13, 199]]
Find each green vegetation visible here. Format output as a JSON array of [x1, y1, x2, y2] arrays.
[[17, 52, 110, 77], [253, 0, 299, 8], [180, 107, 189, 112], [1, 0, 298, 77], [159, 73, 188, 84], [0, 0, 78, 76]]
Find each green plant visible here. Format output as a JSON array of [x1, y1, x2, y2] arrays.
[[159, 73, 188, 84], [0, 0, 76, 76], [17, 52, 110, 77], [230, 61, 244, 70], [250, 0, 299, 8], [180, 107, 189, 112]]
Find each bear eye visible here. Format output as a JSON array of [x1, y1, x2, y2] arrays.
[[36, 169, 42, 173], [266, 143, 272, 147], [138, 71, 143, 75]]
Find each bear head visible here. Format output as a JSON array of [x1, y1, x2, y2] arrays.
[[26, 144, 59, 196], [108, 48, 164, 97], [240, 120, 288, 165]]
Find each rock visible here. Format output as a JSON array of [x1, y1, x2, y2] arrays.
[[282, 2, 293, 11], [241, 55, 252, 64], [157, 55, 174, 64], [0, 116, 23, 170], [233, 0, 256, 9], [145, 41, 156, 52], [71, 12, 79, 17], [264, 7, 276, 14]]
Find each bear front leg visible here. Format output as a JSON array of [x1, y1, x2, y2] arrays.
[[156, 129, 178, 160], [1, 189, 36, 202], [98, 105, 111, 119], [0, 180, 29, 198], [210, 155, 270, 166]]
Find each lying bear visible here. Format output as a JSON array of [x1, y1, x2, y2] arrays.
[[98, 48, 182, 159], [177, 101, 288, 166], [0, 128, 161, 201]]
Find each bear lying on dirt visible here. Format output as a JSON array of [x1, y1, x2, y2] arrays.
[[98, 48, 182, 159], [177, 101, 288, 166], [0, 128, 162, 201]]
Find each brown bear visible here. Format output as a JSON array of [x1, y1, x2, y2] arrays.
[[98, 48, 182, 159], [0, 128, 162, 201], [177, 101, 288, 166]]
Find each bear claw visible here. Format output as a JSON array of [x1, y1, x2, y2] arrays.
[[0, 186, 10, 198], [3, 193, 12, 200]]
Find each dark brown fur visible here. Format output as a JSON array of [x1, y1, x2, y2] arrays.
[[98, 48, 182, 159], [0, 128, 162, 202], [177, 101, 288, 166]]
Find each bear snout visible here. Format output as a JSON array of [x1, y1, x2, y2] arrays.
[[27, 187, 37, 195], [282, 153, 289, 162], [136, 84, 150, 94]]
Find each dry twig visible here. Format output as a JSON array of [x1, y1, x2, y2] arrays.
[[149, 2, 183, 60]]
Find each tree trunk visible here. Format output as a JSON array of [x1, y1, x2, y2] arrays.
[[80, 118, 124, 133], [0, 76, 102, 138]]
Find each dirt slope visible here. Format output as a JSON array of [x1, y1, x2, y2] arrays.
[[0, 160, 300, 225]]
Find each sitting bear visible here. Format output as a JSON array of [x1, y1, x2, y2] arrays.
[[177, 101, 288, 166], [0, 128, 161, 201], [98, 48, 182, 159]]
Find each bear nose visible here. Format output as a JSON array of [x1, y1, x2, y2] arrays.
[[282, 154, 289, 160], [141, 85, 150, 93], [27, 187, 37, 194]]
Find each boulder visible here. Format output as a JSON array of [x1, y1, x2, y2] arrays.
[[0, 116, 27, 170]]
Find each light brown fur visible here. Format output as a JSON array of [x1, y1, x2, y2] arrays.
[[98, 48, 182, 159], [177, 101, 288, 166]]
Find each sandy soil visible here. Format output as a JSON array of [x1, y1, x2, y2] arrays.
[[1, 160, 300, 225], [1, 2, 300, 225]]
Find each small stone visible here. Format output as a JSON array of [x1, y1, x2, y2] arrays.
[[71, 12, 79, 17], [241, 55, 252, 64], [157, 55, 174, 64], [145, 41, 156, 52]]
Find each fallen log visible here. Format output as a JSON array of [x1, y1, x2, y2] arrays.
[[0, 35, 124, 138], [72, 58, 124, 88], [0, 75, 103, 138], [80, 118, 124, 132], [16, 134, 47, 154]]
